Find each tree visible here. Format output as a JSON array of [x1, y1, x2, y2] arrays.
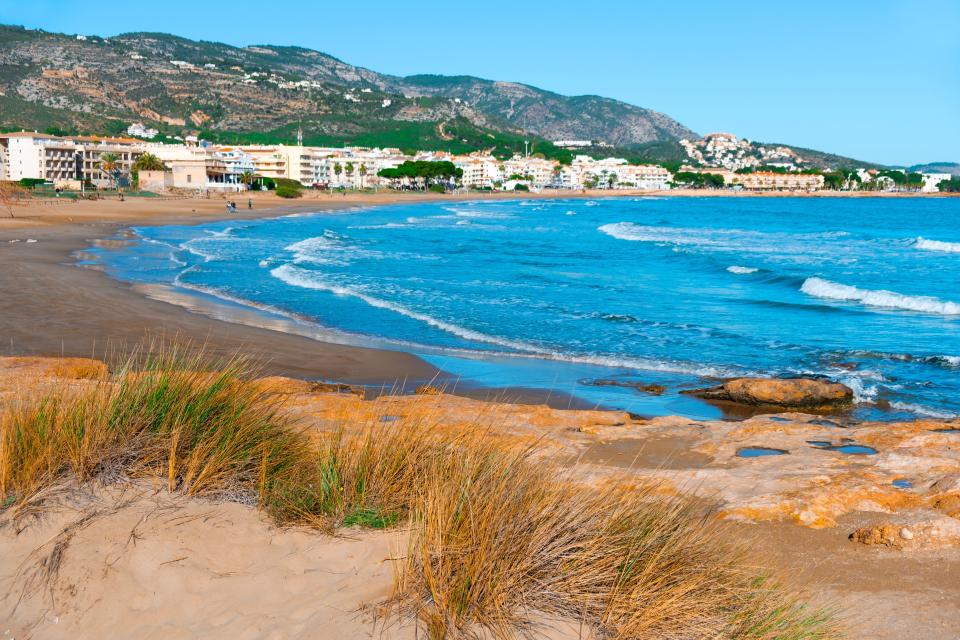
[[240, 171, 256, 189], [0, 182, 28, 218], [344, 161, 355, 188], [358, 163, 367, 188], [98, 152, 121, 189], [132, 152, 168, 172], [333, 162, 343, 185], [377, 161, 463, 191], [938, 177, 960, 193]]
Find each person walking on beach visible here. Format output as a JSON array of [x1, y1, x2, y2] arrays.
[[248, 198, 252, 209]]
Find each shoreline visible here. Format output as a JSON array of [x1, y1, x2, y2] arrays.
[[0, 189, 633, 408], [2, 188, 956, 418]]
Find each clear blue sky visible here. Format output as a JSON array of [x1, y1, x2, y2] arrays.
[[3, 0, 958, 165]]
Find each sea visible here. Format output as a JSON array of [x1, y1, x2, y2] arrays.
[[83, 196, 960, 421]]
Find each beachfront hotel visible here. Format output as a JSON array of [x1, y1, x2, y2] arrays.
[[0, 132, 143, 188]]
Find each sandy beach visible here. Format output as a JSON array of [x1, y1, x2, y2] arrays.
[[1, 190, 610, 391]]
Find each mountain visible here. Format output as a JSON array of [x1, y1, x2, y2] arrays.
[[392, 75, 695, 146], [908, 162, 960, 176], [0, 25, 692, 156], [0, 24, 876, 168]]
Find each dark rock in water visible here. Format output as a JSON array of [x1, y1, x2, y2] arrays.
[[683, 377, 853, 409], [582, 379, 666, 395]]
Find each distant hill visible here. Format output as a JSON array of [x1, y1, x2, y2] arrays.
[[0, 24, 880, 168], [908, 162, 960, 176]]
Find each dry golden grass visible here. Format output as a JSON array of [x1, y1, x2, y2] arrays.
[[0, 347, 841, 639]]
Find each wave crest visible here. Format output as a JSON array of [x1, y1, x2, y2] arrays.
[[800, 277, 960, 315], [915, 237, 960, 253]]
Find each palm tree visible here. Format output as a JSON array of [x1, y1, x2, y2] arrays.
[[359, 163, 367, 189], [333, 162, 343, 187], [240, 171, 256, 190], [132, 152, 167, 172], [98, 152, 120, 189]]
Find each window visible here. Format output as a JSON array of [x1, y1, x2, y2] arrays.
[[187, 175, 192, 183]]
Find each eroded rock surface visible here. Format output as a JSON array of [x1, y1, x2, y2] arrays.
[[685, 377, 854, 409]]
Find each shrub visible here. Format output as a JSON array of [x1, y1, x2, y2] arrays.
[[275, 185, 302, 198], [428, 183, 445, 193]]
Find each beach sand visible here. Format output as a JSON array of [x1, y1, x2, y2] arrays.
[[0, 359, 958, 639], [0, 190, 592, 388]]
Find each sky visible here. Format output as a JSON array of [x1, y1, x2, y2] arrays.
[[3, 0, 958, 165]]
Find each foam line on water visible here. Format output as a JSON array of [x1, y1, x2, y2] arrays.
[[270, 263, 738, 377], [800, 277, 960, 315], [915, 237, 960, 253]]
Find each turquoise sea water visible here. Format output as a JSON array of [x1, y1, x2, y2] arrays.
[[86, 196, 960, 421]]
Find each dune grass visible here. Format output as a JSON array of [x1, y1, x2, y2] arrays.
[[0, 348, 841, 639]]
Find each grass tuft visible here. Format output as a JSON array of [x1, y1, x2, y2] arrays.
[[0, 347, 842, 639]]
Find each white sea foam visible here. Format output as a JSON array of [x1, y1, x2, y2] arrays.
[[447, 207, 512, 219], [565, 211, 576, 216], [915, 237, 960, 253], [270, 264, 738, 377], [284, 231, 378, 266], [271, 264, 541, 352], [800, 277, 960, 315], [727, 265, 758, 274], [889, 401, 958, 420]]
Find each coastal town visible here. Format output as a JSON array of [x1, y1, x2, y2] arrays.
[[1, 128, 954, 196]]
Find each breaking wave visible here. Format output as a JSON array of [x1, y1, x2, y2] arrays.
[[800, 277, 960, 315], [889, 401, 958, 420], [270, 263, 737, 377], [727, 265, 758, 274], [915, 237, 960, 253]]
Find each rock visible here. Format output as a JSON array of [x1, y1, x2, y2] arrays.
[[310, 382, 364, 396], [582, 379, 666, 395], [251, 376, 313, 395], [933, 493, 960, 518], [414, 385, 443, 396], [930, 473, 960, 495], [851, 517, 960, 549], [252, 377, 363, 396], [683, 377, 853, 409], [850, 523, 902, 548]]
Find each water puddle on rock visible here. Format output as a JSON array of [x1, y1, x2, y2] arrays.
[[892, 478, 912, 488], [827, 444, 877, 455], [737, 447, 789, 458]]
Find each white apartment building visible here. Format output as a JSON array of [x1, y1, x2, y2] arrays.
[[0, 132, 142, 188], [453, 156, 503, 188], [922, 173, 952, 192], [503, 157, 556, 187], [147, 144, 254, 191], [237, 145, 289, 180]]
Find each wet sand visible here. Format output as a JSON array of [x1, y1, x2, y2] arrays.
[[0, 190, 613, 400]]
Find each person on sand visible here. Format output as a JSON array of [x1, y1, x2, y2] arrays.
[[248, 198, 252, 209]]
